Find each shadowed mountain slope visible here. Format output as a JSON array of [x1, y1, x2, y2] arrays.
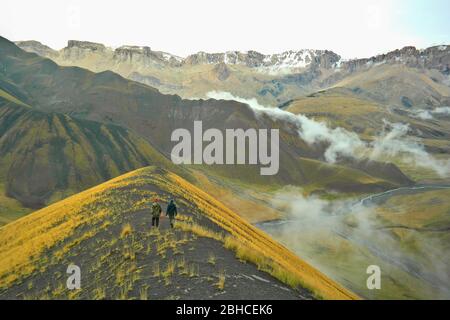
[[0, 96, 175, 208]]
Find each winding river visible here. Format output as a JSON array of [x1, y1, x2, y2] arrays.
[[254, 184, 450, 299], [256, 184, 450, 229]]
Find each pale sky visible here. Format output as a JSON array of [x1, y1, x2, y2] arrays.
[[1, 0, 449, 59]]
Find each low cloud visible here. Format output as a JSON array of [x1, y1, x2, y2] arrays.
[[295, 115, 365, 163], [206, 91, 450, 178], [370, 120, 450, 177], [261, 187, 450, 298], [411, 106, 450, 120], [207, 91, 366, 163], [206, 91, 267, 110]]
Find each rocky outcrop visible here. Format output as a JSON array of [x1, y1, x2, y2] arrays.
[[183, 49, 341, 72], [115, 45, 152, 58], [340, 45, 450, 74], [61, 40, 106, 60], [66, 40, 106, 51], [14, 40, 58, 58], [113, 45, 183, 67]]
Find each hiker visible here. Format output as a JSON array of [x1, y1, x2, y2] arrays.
[[166, 199, 178, 228], [151, 198, 162, 228]]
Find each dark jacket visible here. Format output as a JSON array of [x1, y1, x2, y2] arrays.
[[166, 200, 177, 218]]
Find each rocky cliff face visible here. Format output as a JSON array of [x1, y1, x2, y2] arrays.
[[14, 40, 58, 58], [15, 40, 450, 76], [14, 40, 450, 107], [16, 40, 341, 72], [67, 40, 106, 51], [61, 40, 106, 60], [183, 49, 341, 72], [113, 45, 183, 67], [340, 45, 450, 75]]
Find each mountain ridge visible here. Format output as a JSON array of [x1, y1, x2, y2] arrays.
[[16, 39, 450, 74], [14, 38, 450, 108], [0, 166, 358, 300]]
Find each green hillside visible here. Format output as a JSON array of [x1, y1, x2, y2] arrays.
[[0, 97, 174, 216]]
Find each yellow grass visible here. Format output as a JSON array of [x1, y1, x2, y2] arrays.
[[216, 270, 226, 290], [139, 287, 148, 300], [175, 221, 223, 241], [165, 170, 358, 299], [0, 166, 358, 299], [120, 223, 133, 238]]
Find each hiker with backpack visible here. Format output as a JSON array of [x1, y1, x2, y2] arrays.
[[166, 199, 178, 228], [151, 198, 162, 227]]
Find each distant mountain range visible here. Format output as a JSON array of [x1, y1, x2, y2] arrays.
[[15, 40, 450, 107], [15, 40, 341, 70], [16, 40, 450, 74], [0, 36, 414, 211]]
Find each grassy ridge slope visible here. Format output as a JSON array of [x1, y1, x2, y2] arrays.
[[0, 166, 358, 300]]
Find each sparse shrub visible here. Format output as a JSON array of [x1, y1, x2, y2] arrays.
[[162, 260, 175, 278], [52, 282, 65, 297], [207, 252, 216, 265], [164, 277, 171, 286], [176, 214, 193, 223], [152, 262, 160, 277], [115, 268, 125, 285], [216, 270, 226, 290], [101, 220, 112, 229], [118, 286, 128, 300], [177, 257, 187, 275], [120, 223, 133, 238], [139, 287, 148, 300], [93, 287, 106, 300], [156, 241, 168, 258], [175, 222, 223, 241], [188, 264, 199, 277], [123, 246, 136, 260], [38, 293, 50, 300]]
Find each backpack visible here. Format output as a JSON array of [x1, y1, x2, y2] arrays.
[[151, 203, 162, 217]]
